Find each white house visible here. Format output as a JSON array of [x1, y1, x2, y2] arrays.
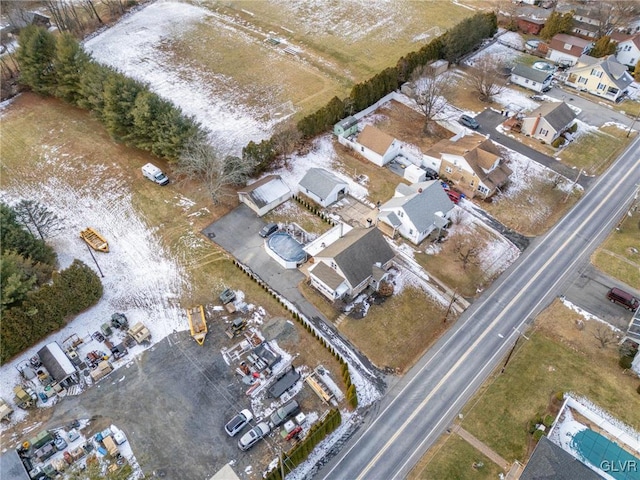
[[377, 181, 454, 245], [612, 32, 640, 68], [238, 175, 291, 217], [308, 227, 394, 301], [510, 64, 553, 93], [298, 168, 348, 207], [521, 102, 577, 143], [355, 125, 401, 167], [547, 34, 593, 66]]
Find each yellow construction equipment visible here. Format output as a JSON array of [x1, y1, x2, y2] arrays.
[[187, 305, 207, 345]]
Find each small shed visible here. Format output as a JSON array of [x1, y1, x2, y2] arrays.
[[333, 116, 358, 137], [238, 175, 292, 217], [37, 342, 77, 386], [428, 59, 449, 76]]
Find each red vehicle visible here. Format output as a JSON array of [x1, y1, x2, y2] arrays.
[[446, 190, 461, 204]]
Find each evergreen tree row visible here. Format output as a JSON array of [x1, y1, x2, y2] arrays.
[[16, 26, 202, 162], [0, 203, 103, 364]]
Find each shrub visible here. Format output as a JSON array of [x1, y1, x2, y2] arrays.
[[543, 414, 555, 428], [569, 122, 578, 133], [637, 384, 640, 395], [551, 137, 564, 148], [533, 429, 545, 441], [619, 355, 634, 369]]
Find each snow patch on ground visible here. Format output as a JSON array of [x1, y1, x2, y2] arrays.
[[560, 298, 623, 332]]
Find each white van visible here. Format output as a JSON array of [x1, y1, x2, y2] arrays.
[[142, 163, 169, 186]]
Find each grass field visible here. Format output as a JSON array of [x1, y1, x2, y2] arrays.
[[451, 300, 639, 463], [591, 206, 640, 288], [558, 125, 635, 175], [409, 434, 504, 480]]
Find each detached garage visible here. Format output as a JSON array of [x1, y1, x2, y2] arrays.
[[238, 175, 292, 217]]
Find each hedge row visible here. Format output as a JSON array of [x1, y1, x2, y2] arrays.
[[292, 195, 337, 226]]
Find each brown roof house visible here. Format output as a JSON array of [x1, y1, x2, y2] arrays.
[[423, 133, 512, 199], [238, 175, 292, 217], [547, 34, 593, 67], [354, 125, 401, 167], [516, 6, 551, 35], [308, 227, 394, 301], [521, 102, 577, 144]]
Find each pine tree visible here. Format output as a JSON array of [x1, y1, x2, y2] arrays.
[[16, 25, 57, 95], [635, 60, 640, 82], [53, 32, 90, 105], [540, 11, 574, 41], [590, 36, 617, 58], [77, 62, 112, 118], [102, 73, 144, 142]]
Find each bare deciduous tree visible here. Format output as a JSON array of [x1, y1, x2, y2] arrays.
[[590, 1, 640, 38], [14, 200, 63, 240], [452, 236, 480, 270], [79, 0, 103, 25], [271, 123, 302, 166], [410, 65, 453, 134], [467, 56, 506, 103], [592, 325, 617, 349], [175, 138, 256, 204]]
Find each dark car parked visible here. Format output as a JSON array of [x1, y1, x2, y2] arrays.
[[458, 114, 479, 130], [259, 222, 278, 238]]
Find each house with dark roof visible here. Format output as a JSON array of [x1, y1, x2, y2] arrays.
[[333, 116, 359, 137], [308, 227, 394, 301], [547, 34, 593, 66], [422, 133, 512, 199], [37, 342, 77, 386], [377, 181, 454, 245], [355, 125, 401, 167], [521, 102, 577, 143], [516, 6, 551, 35], [298, 168, 349, 207], [612, 32, 640, 68], [510, 64, 554, 93], [565, 54, 633, 102], [238, 175, 292, 217], [520, 436, 603, 480]]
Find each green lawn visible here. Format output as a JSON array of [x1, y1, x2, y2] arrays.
[[559, 125, 635, 175], [410, 435, 504, 480]]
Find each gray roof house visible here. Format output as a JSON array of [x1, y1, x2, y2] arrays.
[[520, 437, 603, 480], [298, 168, 349, 207], [378, 181, 454, 245], [565, 54, 633, 102], [238, 175, 292, 217], [521, 102, 577, 144], [309, 227, 394, 301], [37, 342, 77, 386], [510, 64, 553, 93]]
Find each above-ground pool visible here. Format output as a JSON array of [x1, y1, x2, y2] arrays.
[[266, 232, 306, 269]]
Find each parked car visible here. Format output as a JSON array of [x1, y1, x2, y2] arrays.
[[270, 400, 300, 428], [607, 287, 640, 311], [458, 114, 479, 130], [424, 167, 439, 180], [225, 409, 254, 437], [259, 222, 278, 238], [237, 422, 270, 451], [54, 436, 67, 451]]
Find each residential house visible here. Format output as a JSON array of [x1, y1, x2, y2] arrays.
[[333, 116, 358, 137], [422, 133, 512, 199], [355, 125, 401, 167], [298, 168, 348, 207], [37, 342, 77, 386], [565, 54, 633, 102], [516, 6, 551, 35], [238, 175, 292, 217], [510, 64, 553, 93], [520, 437, 603, 480], [308, 227, 394, 301], [521, 102, 577, 143], [611, 32, 640, 68], [547, 34, 593, 66], [555, 4, 602, 39], [377, 181, 454, 245]]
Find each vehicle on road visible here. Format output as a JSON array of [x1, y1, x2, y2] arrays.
[[259, 222, 278, 238], [142, 163, 169, 186], [607, 287, 640, 310], [270, 400, 300, 428], [458, 114, 479, 130], [238, 422, 270, 451], [225, 409, 253, 437]]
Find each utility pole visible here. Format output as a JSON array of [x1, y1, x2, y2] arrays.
[[501, 327, 529, 373], [626, 109, 640, 138], [443, 290, 459, 323]]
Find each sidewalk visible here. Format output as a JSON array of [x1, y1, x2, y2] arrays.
[[451, 424, 510, 470]]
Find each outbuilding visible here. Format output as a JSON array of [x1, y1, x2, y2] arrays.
[[238, 175, 292, 217]]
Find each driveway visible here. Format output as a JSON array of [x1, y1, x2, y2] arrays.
[[202, 205, 386, 390], [475, 109, 592, 188], [544, 85, 635, 128]]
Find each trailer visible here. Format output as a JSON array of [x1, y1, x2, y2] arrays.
[[80, 227, 109, 253], [187, 305, 207, 345]]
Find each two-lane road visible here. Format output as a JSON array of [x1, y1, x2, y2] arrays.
[[320, 136, 640, 480]]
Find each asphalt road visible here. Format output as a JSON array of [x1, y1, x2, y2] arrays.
[[318, 136, 640, 479]]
